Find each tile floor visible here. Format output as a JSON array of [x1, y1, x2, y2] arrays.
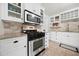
[[40, 40, 79, 56]]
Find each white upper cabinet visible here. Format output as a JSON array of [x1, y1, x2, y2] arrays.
[[50, 7, 79, 23], [50, 17, 54, 28], [0, 3, 44, 23], [60, 8, 79, 21], [0, 3, 23, 23], [49, 14, 61, 30]]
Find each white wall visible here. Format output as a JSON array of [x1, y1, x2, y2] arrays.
[[42, 14, 50, 32]]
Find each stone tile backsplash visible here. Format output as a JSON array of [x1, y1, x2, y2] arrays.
[[0, 20, 41, 36], [50, 21, 79, 32], [2, 20, 22, 35]]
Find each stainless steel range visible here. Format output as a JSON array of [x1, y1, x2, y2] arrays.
[[22, 30, 45, 56]]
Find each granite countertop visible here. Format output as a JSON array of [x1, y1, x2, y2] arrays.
[[0, 33, 27, 40], [61, 31, 79, 33], [49, 31, 79, 33]]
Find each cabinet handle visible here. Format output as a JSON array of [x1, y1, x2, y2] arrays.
[[45, 41, 47, 42], [24, 45, 26, 47], [33, 10, 36, 12], [67, 35, 70, 37], [13, 41, 18, 43]]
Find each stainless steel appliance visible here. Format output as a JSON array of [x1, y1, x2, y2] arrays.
[[29, 37, 45, 56], [22, 30, 45, 56], [24, 10, 41, 24]]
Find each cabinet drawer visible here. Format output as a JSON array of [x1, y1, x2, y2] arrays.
[[61, 32, 79, 48], [57, 32, 62, 42], [61, 32, 70, 37], [6, 45, 27, 56], [0, 36, 27, 52], [62, 32, 79, 38], [0, 38, 16, 52], [13, 36, 27, 48], [69, 33, 79, 38], [0, 44, 27, 56], [50, 32, 56, 41]]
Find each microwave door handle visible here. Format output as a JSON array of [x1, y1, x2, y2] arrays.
[[38, 18, 40, 23], [27, 14, 29, 21]]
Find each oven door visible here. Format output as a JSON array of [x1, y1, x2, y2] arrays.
[[29, 37, 45, 56]]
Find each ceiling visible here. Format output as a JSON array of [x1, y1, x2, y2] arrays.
[[41, 3, 79, 16]]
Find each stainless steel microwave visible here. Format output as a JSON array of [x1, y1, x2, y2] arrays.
[[24, 10, 41, 24]]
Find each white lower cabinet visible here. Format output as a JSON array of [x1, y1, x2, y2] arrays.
[[50, 32, 57, 42], [8, 46, 27, 56], [57, 32, 62, 43], [50, 32, 79, 50], [0, 36, 27, 56], [50, 32, 62, 43], [45, 33, 49, 48], [61, 32, 79, 49]]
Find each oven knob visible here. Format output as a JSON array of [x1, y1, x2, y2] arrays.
[[23, 30, 26, 33]]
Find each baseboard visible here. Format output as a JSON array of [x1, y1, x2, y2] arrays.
[[59, 43, 78, 52]]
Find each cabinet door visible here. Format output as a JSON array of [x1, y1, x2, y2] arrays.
[[8, 36, 27, 56], [50, 32, 57, 42], [61, 9, 79, 21], [61, 32, 73, 45], [0, 36, 27, 56], [61, 32, 79, 48], [6, 45, 27, 56], [57, 32, 62, 43], [0, 38, 15, 56], [0, 3, 8, 20], [0, 3, 23, 23], [68, 33, 79, 48]]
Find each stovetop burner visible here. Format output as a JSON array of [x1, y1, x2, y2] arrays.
[[22, 30, 45, 41]]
